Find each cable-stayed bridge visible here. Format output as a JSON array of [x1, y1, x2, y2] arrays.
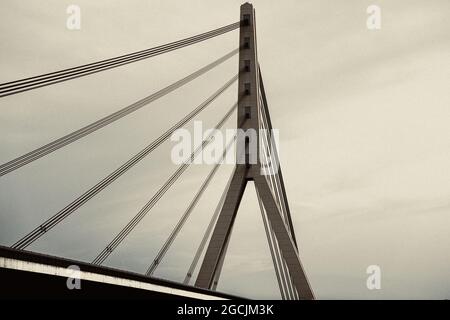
[[0, 3, 314, 300]]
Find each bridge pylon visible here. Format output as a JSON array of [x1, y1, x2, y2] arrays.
[[195, 2, 314, 300]]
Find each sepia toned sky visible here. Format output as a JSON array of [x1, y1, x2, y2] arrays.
[[0, 0, 449, 299]]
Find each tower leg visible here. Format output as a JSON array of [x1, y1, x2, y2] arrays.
[[195, 165, 247, 289], [254, 174, 314, 299]]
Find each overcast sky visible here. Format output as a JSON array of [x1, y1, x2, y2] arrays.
[[0, 0, 449, 299]]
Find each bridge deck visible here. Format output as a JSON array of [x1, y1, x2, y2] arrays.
[[0, 246, 241, 300]]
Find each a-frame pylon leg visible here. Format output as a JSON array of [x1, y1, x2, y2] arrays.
[[195, 168, 314, 299], [194, 165, 248, 289], [211, 231, 230, 291], [254, 174, 315, 300]]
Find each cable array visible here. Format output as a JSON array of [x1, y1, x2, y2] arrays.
[[0, 22, 240, 97], [92, 104, 237, 265], [11, 75, 238, 250], [146, 136, 236, 276], [0, 49, 238, 177]]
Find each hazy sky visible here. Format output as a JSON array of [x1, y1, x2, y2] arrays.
[[0, 0, 449, 299]]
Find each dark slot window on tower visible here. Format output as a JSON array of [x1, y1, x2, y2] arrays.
[[244, 60, 250, 72], [245, 136, 250, 167], [245, 106, 251, 119], [244, 37, 250, 49], [243, 14, 250, 26], [244, 83, 251, 95]]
